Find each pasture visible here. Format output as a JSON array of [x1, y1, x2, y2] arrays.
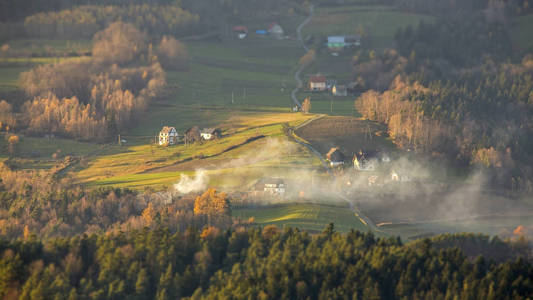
[[233, 202, 369, 232], [302, 5, 434, 50]]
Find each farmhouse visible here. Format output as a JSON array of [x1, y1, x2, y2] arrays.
[[200, 128, 221, 140], [254, 178, 286, 196], [326, 147, 345, 167], [332, 85, 348, 96], [309, 75, 327, 91], [159, 126, 178, 146], [233, 25, 248, 39], [268, 22, 284, 39]]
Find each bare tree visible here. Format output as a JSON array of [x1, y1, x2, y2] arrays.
[[93, 22, 147, 65], [157, 36, 190, 71]]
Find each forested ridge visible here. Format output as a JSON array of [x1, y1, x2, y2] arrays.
[[353, 7, 533, 194], [0, 226, 530, 299]]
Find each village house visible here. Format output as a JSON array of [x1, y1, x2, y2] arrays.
[[326, 147, 345, 167], [309, 75, 326, 91], [233, 25, 248, 39], [254, 178, 286, 196], [159, 126, 178, 146], [268, 22, 284, 39], [332, 85, 348, 96], [200, 128, 221, 140]]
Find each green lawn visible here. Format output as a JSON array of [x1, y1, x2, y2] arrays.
[[233, 202, 369, 232]]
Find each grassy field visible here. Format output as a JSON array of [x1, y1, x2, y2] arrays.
[[379, 214, 533, 241], [233, 202, 369, 232], [511, 14, 533, 54], [303, 5, 434, 50]]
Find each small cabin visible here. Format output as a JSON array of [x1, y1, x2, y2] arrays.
[[159, 126, 178, 146], [200, 128, 221, 140], [309, 75, 327, 91]]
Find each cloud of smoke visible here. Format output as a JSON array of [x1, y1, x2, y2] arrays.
[[174, 169, 208, 194], [170, 136, 532, 238]]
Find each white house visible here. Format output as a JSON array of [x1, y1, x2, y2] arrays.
[[309, 75, 327, 91], [159, 126, 179, 146]]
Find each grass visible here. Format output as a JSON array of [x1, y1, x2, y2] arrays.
[[2, 39, 92, 57], [303, 5, 434, 50], [233, 202, 369, 232], [77, 115, 318, 189], [511, 14, 533, 54], [0, 66, 27, 91], [379, 214, 533, 241]]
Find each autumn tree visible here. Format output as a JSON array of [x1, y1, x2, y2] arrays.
[[194, 188, 230, 225], [142, 202, 156, 227], [299, 49, 316, 67], [92, 22, 147, 65], [7, 135, 19, 156], [157, 36, 189, 71], [302, 97, 311, 113], [0, 100, 15, 130]]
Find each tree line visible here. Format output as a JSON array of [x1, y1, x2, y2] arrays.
[[0, 162, 233, 240], [24, 4, 200, 39], [0, 225, 530, 299]]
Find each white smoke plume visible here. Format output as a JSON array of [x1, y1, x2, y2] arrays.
[[174, 169, 208, 194]]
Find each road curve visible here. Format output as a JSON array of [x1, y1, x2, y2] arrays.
[[291, 4, 314, 108]]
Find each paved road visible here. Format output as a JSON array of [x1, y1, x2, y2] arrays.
[[291, 4, 314, 108]]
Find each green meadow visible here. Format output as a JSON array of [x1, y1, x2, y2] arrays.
[[233, 202, 369, 233]]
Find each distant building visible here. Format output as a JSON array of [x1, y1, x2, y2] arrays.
[[309, 75, 327, 91], [254, 178, 286, 195], [332, 85, 348, 96], [159, 126, 178, 146], [344, 34, 361, 46], [326, 147, 345, 167], [327, 35, 361, 50], [268, 22, 285, 39], [233, 26, 248, 39], [200, 128, 221, 140], [327, 36, 345, 49]]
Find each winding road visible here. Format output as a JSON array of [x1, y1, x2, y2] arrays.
[[291, 4, 314, 108], [288, 7, 379, 230]]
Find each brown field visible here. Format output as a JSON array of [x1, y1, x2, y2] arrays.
[[295, 116, 396, 157]]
